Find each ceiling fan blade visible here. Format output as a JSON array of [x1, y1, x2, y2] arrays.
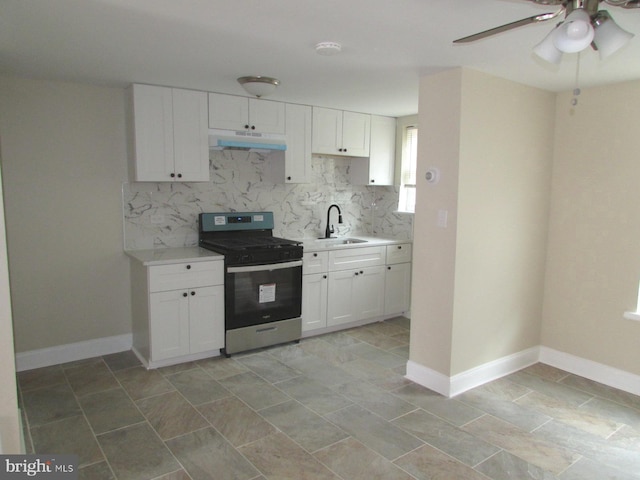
[[453, 10, 563, 44]]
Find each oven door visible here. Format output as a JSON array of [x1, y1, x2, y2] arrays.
[[225, 260, 302, 330]]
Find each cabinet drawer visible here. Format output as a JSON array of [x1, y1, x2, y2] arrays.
[[303, 251, 329, 275], [328, 246, 385, 271], [149, 261, 223, 292], [386, 244, 412, 265]]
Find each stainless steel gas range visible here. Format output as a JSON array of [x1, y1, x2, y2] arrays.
[[198, 212, 303, 356]]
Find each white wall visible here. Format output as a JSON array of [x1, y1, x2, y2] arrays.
[[542, 81, 640, 376], [0, 77, 131, 352]]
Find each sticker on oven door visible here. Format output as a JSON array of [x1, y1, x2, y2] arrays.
[[259, 283, 276, 303]]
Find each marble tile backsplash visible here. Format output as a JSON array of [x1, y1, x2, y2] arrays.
[[123, 150, 413, 250]]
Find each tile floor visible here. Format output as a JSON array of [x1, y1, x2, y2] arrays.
[[17, 317, 640, 480]]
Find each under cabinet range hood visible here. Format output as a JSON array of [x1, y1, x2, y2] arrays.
[[208, 129, 287, 153]]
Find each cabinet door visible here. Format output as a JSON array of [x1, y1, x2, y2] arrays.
[[384, 262, 411, 315], [302, 273, 328, 332], [208, 93, 248, 130], [172, 89, 210, 182], [149, 290, 190, 361], [355, 265, 385, 319], [249, 99, 286, 134], [131, 84, 175, 182], [342, 111, 371, 157], [367, 115, 395, 185], [283, 103, 311, 183], [312, 107, 342, 155], [189, 285, 225, 354], [327, 269, 357, 327]]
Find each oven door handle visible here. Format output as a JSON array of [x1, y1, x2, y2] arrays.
[[227, 260, 303, 274]]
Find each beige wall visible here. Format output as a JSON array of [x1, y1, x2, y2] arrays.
[[411, 68, 555, 376], [452, 70, 554, 374], [0, 156, 21, 453], [542, 81, 640, 376], [0, 77, 131, 352], [410, 69, 462, 375]]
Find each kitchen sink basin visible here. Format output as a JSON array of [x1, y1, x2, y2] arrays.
[[316, 237, 368, 244]]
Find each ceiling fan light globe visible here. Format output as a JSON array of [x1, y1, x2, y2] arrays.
[[593, 12, 635, 59], [552, 9, 595, 53], [533, 28, 563, 63]]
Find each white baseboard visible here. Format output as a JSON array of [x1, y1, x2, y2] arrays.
[[405, 345, 640, 398], [448, 346, 540, 397], [406, 346, 539, 398], [406, 360, 452, 396], [539, 346, 640, 397], [15, 334, 133, 372]]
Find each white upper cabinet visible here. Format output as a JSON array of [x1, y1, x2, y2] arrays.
[[264, 103, 312, 184], [342, 111, 371, 157], [349, 115, 396, 186], [312, 107, 371, 157], [283, 103, 312, 183], [172, 89, 211, 181], [128, 84, 209, 182], [208, 93, 285, 134]]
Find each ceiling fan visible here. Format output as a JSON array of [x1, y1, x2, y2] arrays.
[[454, 0, 638, 63]]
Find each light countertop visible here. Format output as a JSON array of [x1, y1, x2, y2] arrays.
[[294, 236, 410, 252], [125, 247, 223, 266], [125, 237, 411, 265]]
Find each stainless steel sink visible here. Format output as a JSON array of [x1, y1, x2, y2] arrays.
[[316, 237, 368, 244]]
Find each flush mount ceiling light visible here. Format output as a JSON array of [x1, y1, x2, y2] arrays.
[[453, 0, 637, 64], [315, 41, 342, 55], [237, 76, 279, 98]]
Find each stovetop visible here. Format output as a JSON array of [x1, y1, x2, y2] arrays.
[[198, 212, 303, 266], [200, 236, 301, 251]]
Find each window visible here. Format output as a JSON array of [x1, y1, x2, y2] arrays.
[[623, 281, 640, 322], [397, 125, 418, 213]]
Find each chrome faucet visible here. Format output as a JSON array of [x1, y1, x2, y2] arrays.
[[325, 204, 343, 238]]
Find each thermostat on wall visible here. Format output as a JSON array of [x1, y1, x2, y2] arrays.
[[425, 168, 440, 184]]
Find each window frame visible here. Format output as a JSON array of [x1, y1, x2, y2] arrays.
[[397, 124, 418, 214]]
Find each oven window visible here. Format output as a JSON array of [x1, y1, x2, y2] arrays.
[[226, 264, 302, 329]]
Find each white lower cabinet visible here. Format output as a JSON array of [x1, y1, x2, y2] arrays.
[[302, 252, 329, 332], [302, 245, 400, 333], [131, 259, 225, 367], [384, 263, 411, 315], [302, 272, 328, 331], [384, 244, 412, 316], [327, 265, 385, 327], [149, 289, 191, 360]]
